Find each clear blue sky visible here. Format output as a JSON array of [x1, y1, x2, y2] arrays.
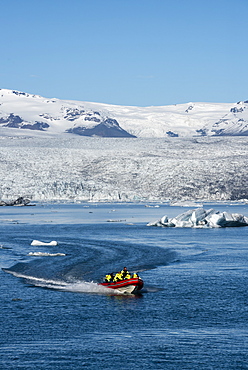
[[1, 0, 247, 106]]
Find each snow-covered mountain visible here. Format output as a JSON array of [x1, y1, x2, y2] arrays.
[[0, 89, 247, 203], [0, 88, 248, 137]]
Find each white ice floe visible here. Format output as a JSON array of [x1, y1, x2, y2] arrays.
[[170, 201, 203, 207], [147, 208, 248, 228], [28, 252, 66, 256], [30, 240, 58, 246]]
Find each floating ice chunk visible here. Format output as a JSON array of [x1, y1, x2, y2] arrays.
[[147, 208, 248, 228], [207, 213, 224, 228], [170, 209, 196, 227], [30, 240, 58, 246], [210, 212, 248, 227], [146, 215, 172, 227], [146, 219, 162, 227], [170, 201, 203, 207], [191, 208, 207, 225], [160, 215, 169, 225]]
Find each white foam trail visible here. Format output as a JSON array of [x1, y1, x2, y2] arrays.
[[5, 270, 67, 286], [4, 270, 123, 295], [55, 281, 121, 295], [28, 252, 66, 256]]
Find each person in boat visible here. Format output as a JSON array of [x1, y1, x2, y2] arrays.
[[104, 272, 115, 282], [121, 267, 131, 280], [113, 271, 122, 282], [133, 272, 139, 278], [105, 274, 112, 282], [124, 272, 131, 279]]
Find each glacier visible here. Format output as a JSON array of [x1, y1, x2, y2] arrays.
[[147, 208, 248, 228], [0, 88, 248, 203], [0, 130, 247, 202]]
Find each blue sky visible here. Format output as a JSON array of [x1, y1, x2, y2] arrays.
[[1, 0, 247, 106]]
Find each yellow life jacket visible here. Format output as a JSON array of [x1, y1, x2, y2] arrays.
[[114, 272, 122, 282], [121, 269, 130, 279], [105, 274, 112, 282]]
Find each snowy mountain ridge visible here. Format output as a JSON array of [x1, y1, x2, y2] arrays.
[[0, 88, 248, 137]]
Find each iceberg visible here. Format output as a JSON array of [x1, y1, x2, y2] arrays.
[[147, 208, 248, 228], [30, 240, 58, 246], [0, 197, 33, 206]]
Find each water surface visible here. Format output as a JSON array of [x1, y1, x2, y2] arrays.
[[1, 203, 247, 369]]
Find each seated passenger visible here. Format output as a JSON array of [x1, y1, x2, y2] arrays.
[[105, 274, 112, 282], [121, 267, 130, 279], [133, 273, 139, 279], [113, 271, 122, 282], [105, 272, 115, 282]]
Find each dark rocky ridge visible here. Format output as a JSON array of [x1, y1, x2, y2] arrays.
[[67, 118, 136, 138]]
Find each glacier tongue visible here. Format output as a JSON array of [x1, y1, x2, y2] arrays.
[[0, 132, 247, 202]]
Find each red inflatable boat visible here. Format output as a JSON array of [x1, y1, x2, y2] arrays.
[[100, 277, 144, 294]]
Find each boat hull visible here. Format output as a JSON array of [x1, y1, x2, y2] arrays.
[[100, 278, 143, 294]]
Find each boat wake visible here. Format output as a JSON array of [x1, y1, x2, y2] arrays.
[[2, 268, 124, 295], [2, 228, 177, 296]]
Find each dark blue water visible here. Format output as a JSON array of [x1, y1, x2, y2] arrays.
[[1, 203, 248, 369]]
